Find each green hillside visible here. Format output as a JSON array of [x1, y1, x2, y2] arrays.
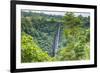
[[21, 11, 90, 62]]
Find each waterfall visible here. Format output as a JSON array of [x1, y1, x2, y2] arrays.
[[52, 23, 61, 57]]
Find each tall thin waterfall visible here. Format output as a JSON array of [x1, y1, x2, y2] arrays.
[[52, 24, 61, 57]]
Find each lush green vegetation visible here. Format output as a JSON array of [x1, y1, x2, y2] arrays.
[[21, 11, 90, 63]]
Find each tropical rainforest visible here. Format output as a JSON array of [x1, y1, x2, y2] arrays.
[[21, 10, 90, 63]]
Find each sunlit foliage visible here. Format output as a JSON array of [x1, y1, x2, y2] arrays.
[[21, 11, 90, 62]]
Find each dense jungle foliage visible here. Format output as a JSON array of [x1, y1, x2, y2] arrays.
[[21, 11, 90, 63]]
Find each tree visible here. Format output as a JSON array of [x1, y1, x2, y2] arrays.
[[21, 32, 54, 63], [56, 12, 90, 60]]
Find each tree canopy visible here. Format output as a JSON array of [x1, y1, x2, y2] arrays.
[[21, 11, 90, 62]]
